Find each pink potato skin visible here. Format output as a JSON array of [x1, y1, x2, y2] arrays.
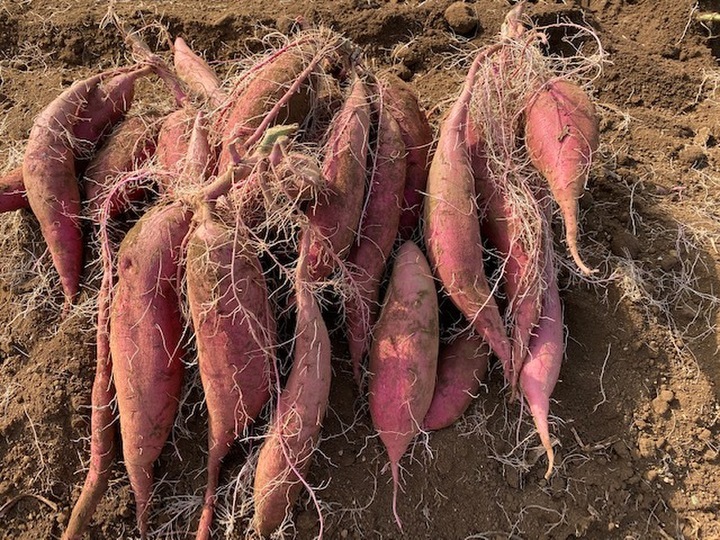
[[109, 202, 192, 539], [369, 240, 439, 528], [23, 66, 148, 306], [187, 212, 275, 540], [381, 73, 433, 240], [525, 79, 600, 275], [173, 37, 226, 107], [345, 97, 407, 385], [467, 120, 541, 392], [84, 116, 159, 218], [304, 77, 371, 280], [0, 166, 28, 213], [423, 55, 512, 375], [251, 233, 332, 537], [519, 244, 564, 480], [422, 332, 489, 431]]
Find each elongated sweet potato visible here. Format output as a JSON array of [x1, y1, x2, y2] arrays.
[[369, 240, 439, 529], [305, 77, 370, 280], [467, 120, 542, 392], [84, 116, 159, 218], [23, 65, 149, 306], [422, 332, 489, 431], [381, 73, 432, 240], [423, 53, 512, 375], [251, 232, 332, 537], [110, 201, 192, 538], [62, 272, 116, 540], [187, 209, 275, 540], [345, 97, 406, 384], [525, 79, 600, 275], [519, 243, 564, 481], [216, 44, 316, 172], [173, 37, 226, 107], [0, 166, 28, 213]]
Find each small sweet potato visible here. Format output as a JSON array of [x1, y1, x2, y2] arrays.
[[0, 166, 28, 213], [422, 332, 489, 431], [525, 79, 600, 275]]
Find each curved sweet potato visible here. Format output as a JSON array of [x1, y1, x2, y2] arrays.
[[304, 77, 370, 280], [423, 54, 512, 375], [345, 96, 406, 384], [525, 79, 599, 275], [173, 37, 226, 107], [381, 73, 433, 240]]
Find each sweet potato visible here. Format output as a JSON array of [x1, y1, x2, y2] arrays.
[[345, 97, 406, 384], [0, 166, 28, 213], [23, 66, 149, 306], [381, 73, 432, 240], [187, 209, 275, 540], [251, 232, 332, 537], [369, 240, 439, 528], [216, 44, 316, 172], [156, 108, 196, 175], [525, 79, 600, 275], [422, 332, 489, 431], [84, 116, 159, 218], [305, 77, 370, 280], [173, 37, 226, 106], [62, 273, 116, 540], [423, 53, 512, 375], [467, 119, 542, 392], [110, 201, 192, 538]]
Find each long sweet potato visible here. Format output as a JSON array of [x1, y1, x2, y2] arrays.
[[381, 73, 432, 240], [0, 166, 28, 213], [62, 272, 116, 540], [84, 115, 159, 218], [467, 119, 542, 392], [423, 51, 512, 375], [187, 209, 275, 540], [110, 201, 192, 538], [422, 332, 489, 431], [345, 96, 406, 384], [304, 76, 370, 280], [525, 79, 600, 275], [251, 232, 332, 537], [519, 242, 564, 481], [369, 240, 439, 528], [173, 37, 226, 107], [23, 65, 149, 306]]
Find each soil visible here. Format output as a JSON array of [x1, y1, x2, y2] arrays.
[[1, 0, 719, 539]]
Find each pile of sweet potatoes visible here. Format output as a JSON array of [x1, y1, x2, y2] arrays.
[[0, 4, 601, 538]]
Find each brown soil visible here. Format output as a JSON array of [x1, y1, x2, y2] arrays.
[[1, 1, 719, 539]]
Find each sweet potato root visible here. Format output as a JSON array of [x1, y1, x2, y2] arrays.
[[0, 166, 28, 213]]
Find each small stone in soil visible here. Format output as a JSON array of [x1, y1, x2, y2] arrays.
[[637, 435, 656, 458], [444, 2, 478, 35]]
